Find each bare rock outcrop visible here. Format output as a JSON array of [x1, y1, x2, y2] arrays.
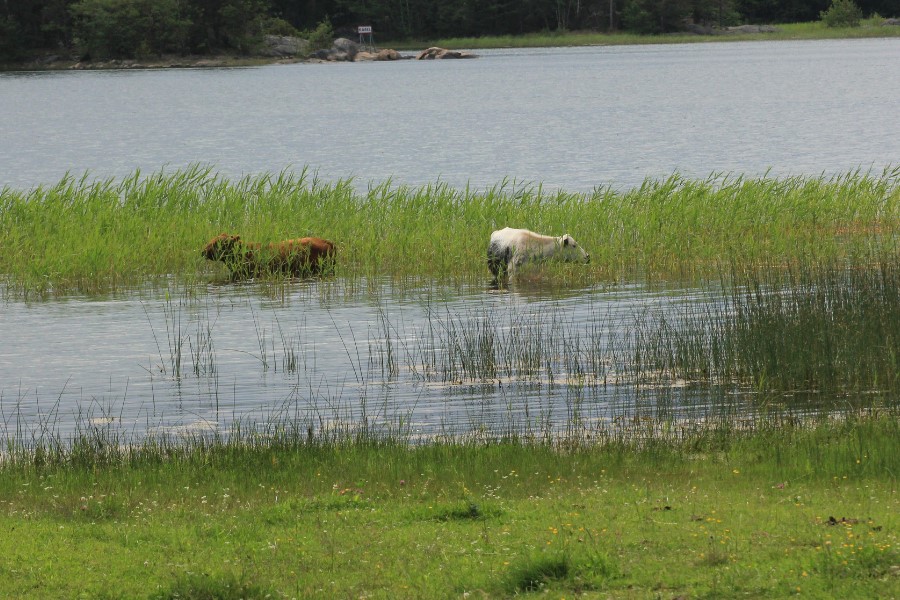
[[416, 47, 478, 60], [354, 49, 403, 61], [725, 24, 778, 33], [261, 35, 307, 57], [332, 38, 359, 59]]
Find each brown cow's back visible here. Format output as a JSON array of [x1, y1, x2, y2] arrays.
[[203, 233, 336, 278]]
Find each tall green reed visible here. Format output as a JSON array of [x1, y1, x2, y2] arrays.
[[2, 166, 897, 296], [636, 256, 900, 396]]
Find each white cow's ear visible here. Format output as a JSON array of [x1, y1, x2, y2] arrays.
[[563, 237, 570, 247]]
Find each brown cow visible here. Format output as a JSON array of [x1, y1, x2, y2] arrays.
[[202, 233, 336, 279]]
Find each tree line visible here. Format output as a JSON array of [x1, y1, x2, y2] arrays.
[[1, 0, 895, 62]]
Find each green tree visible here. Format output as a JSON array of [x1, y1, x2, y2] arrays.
[[820, 0, 863, 26], [690, 0, 740, 26], [70, 0, 189, 59], [39, 0, 76, 50], [0, 14, 23, 60], [71, 0, 141, 58], [621, 0, 656, 32], [218, 0, 269, 52], [621, 0, 692, 33], [304, 16, 333, 51]]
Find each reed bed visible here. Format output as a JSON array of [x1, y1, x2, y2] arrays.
[[2, 386, 896, 472], [634, 256, 900, 395], [1, 166, 897, 297], [378, 263, 900, 403], [5, 255, 894, 456]]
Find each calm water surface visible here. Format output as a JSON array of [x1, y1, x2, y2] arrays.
[[1, 280, 740, 441], [1, 38, 898, 191]]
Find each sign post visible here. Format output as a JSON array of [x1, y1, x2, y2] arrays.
[[357, 26, 374, 50]]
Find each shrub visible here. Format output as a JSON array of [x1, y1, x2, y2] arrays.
[[304, 17, 334, 52], [621, 2, 657, 34], [820, 0, 863, 27], [264, 17, 298, 37]]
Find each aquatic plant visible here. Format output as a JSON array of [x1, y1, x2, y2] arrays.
[[1, 166, 897, 296], [636, 256, 900, 395]]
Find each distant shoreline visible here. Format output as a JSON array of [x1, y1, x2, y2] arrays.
[[2, 20, 897, 73], [0, 54, 314, 73], [400, 19, 899, 50]]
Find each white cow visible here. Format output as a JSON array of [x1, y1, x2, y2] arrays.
[[487, 227, 590, 279]]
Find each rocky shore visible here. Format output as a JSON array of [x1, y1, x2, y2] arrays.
[[4, 36, 479, 71]]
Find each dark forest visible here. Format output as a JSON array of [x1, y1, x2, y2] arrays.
[[1, 0, 896, 61]]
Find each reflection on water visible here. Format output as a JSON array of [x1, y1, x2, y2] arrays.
[[1, 278, 748, 443]]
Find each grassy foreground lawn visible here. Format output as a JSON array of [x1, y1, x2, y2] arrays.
[[1, 416, 897, 598]]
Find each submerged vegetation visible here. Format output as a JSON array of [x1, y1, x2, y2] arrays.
[[1, 165, 897, 297], [635, 258, 900, 395]]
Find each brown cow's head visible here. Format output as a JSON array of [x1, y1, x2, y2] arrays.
[[202, 233, 242, 262]]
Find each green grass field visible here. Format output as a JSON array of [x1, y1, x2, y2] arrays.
[[1, 414, 897, 598], [396, 19, 900, 51]]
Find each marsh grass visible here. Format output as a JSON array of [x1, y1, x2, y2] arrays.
[[1, 166, 897, 297], [352, 258, 900, 401], [635, 256, 900, 395], [44, 255, 893, 449], [4, 400, 897, 479]]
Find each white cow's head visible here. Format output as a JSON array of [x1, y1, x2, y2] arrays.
[[558, 234, 590, 264]]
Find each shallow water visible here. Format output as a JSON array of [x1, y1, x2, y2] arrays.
[[1, 278, 751, 442], [3, 38, 897, 443], [2, 39, 898, 191]]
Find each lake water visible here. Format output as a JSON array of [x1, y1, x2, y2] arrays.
[[2, 38, 898, 444], [1, 38, 898, 192], [1, 279, 746, 443]]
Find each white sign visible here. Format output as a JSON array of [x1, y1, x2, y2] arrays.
[[357, 26, 373, 34]]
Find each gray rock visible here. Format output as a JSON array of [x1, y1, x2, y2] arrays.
[[375, 48, 402, 61], [685, 23, 718, 35], [725, 24, 778, 34], [348, 48, 404, 62], [417, 47, 478, 60], [310, 48, 349, 61], [332, 38, 359, 59], [261, 35, 306, 57]]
